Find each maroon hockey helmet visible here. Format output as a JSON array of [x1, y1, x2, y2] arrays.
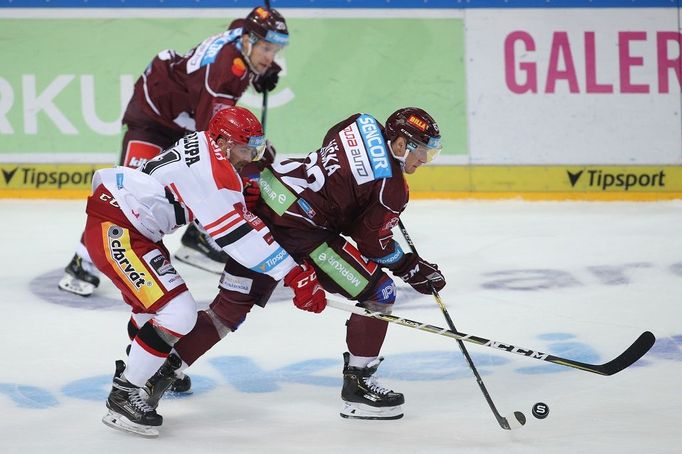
[[244, 7, 289, 47], [385, 107, 443, 162], [209, 107, 267, 160]]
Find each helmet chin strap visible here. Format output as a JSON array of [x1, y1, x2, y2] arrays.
[[388, 139, 408, 167], [241, 33, 265, 75]]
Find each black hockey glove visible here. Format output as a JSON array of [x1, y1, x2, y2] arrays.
[[252, 62, 281, 93], [392, 252, 446, 295]]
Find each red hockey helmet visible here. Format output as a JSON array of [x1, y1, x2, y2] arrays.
[[385, 107, 443, 163], [244, 7, 289, 47], [209, 107, 267, 160]]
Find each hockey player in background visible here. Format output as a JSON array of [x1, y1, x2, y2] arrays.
[[153, 107, 447, 421], [82, 107, 325, 437], [59, 6, 289, 296]]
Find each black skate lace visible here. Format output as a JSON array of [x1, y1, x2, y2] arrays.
[[363, 376, 391, 395]]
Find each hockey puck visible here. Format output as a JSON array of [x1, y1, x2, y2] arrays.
[[532, 402, 549, 419]]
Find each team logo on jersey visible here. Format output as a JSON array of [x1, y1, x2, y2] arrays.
[[232, 57, 247, 77]]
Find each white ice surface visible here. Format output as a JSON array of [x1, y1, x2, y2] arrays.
[[0, 199, 680, 453]]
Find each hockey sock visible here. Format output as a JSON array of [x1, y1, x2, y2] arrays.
[[125, 322, 173, 387], [345, 313, 389, 358], [174, 310, 225, 367]]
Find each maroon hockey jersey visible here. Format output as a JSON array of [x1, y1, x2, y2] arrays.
[[127, 27, 252, 135], [257, 113, 409, 262]]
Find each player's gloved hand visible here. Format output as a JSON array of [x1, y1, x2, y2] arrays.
[[241, 177, 260, 211], [284, 261, 327, 313], [252, 62, 281, 93], [392, 252, 446, 294], [262, 140, 277, 166]]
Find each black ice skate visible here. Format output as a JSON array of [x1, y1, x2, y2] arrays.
[[146, 353, 191, 408], [57, 253, 100, 296], [174, 223, 228, 274], [102, 368, 163, 438], [340, 352, 405, 420]]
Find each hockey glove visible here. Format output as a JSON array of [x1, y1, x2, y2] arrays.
[[252, 62, 281, 93], [392, 252, 446, 295], [241, 177, 261, 211], [283, 261, 327, 313]]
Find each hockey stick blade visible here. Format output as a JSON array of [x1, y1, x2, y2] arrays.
[[326, 299, 655, 376], [550, 330, 655, 376]]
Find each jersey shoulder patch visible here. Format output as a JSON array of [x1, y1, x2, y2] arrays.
[[340, 114, 392, 186]]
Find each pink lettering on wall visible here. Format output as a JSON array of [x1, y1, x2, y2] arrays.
[[504, 30, 680, 94], [657, 32, 682, 93], [619, 32, 649, 93], [545, 32, 579, 93], [504, 31, 537, 94], [585, 31, 613, 93]]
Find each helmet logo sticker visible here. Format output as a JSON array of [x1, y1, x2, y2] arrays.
[[407, 115, 428, 132]]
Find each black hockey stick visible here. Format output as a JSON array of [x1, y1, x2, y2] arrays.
[[260, 0, 271, 132], [398, 220, 526, 430], [325, 298, 655, 377]]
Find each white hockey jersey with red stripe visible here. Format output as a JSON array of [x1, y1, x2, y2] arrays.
[[91, 131, 296, 281]]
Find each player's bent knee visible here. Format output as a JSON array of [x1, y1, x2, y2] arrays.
[[154, 291, 198, 339], [359, 274, 396, 314]]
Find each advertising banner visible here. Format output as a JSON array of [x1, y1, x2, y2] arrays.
[[465, 8, 682, 165], [0, 15, 467, 164]]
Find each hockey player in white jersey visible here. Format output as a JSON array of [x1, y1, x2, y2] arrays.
[[81, 106, 325, 437]]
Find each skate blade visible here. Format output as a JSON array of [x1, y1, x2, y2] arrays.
[[340, 402, 404, 420], [174, 248, 224, 274], [102, 410, 159, 438], [57, 275, 95, 297]]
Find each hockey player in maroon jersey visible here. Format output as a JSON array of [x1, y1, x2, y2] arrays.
[[83, 107, 325, 437], [153, 107, 447, 420], [59, 6, 288, 296]]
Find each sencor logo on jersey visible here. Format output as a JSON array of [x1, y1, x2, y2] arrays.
[[187, 29, 241, 73], [340, 116, 392, 185], [357, 115, 391, 180]]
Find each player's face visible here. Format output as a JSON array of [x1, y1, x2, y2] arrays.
[[404, 146, 428, 174], [250, 40, 283, 74], [229, 144, 259, 170]]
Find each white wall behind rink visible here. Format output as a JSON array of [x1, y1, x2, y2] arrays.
[[465, 8, 682, 165]]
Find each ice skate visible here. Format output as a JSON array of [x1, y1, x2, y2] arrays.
[[102, 368, 163, 438], [174, 223, 228, 274], [340, 352, 405, 420], [146, 353, 191, 408], [57, 253, 100, 296]]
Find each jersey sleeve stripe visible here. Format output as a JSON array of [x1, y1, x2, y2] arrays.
[[204, 210, 238, 230], [209, 215, 244, 237], [214, 223, 253, 248]]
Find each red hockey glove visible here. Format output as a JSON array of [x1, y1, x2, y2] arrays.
[[283, 261, 327, 313], [241, 177, 261, 211], [392, 252, 446, 295], [252, 62, 282, 93]]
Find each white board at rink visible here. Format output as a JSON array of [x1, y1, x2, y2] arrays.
[[465, 8, 682, 165]]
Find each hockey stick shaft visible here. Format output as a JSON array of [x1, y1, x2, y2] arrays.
[[398, 220, 521, 430], [326, 298, 654, 376], [261, 1, 271, 131]]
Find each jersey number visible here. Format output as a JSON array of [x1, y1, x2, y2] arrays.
[[272, 153, 326, 194], [141, 150, 181, 175]]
